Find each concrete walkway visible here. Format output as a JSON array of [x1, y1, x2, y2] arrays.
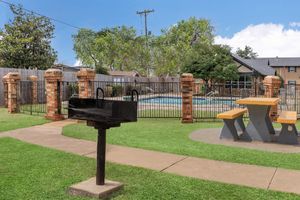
[[2, 120, 300, 195]]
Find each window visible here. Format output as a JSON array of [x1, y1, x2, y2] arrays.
[[288, 80, 296, 85], [288, 66, 296, 72]]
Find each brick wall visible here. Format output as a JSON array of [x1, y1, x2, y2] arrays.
[[44, 69, 64, 120], [77, 68, 96, 98], [181, 73, 194, 123]]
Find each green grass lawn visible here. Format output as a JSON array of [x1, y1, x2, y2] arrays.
[[63, 118, 300, 171], [0, 108, 49, 132], [1, 137, 299, 200]]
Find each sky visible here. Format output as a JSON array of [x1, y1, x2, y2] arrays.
[[1, 0, 300, 66]]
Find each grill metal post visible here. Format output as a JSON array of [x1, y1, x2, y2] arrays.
[[96, 128, 106, 185]]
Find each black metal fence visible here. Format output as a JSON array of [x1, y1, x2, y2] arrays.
[[19, 80, 46, 115], [279, 84, 300, 114], [192, 83, 264, 120], [93, 81, 182, 118], [17, 80, 300, 120]]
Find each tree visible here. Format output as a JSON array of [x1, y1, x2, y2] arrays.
[[182, 43, 238, 84], [182, 43, 215, 83], [236, 45, 258, 59], [210, 45, 239, 83], [153, 17, 214, 76], [73, 28, 107, 74], [0, 5, 57, 69], [73, 26, 138, 74]]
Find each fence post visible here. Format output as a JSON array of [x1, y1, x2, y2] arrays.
[[181, 73, 194, 123], [5, 72, 21, 113], [44, 69, 64, 121], [76, 68, 96, 98], [28, 75, 38, 104], [263, 76, 281, 120], [2, 74, 9, 108]]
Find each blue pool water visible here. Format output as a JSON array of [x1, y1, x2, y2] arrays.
[[139, 96, 235, 105]]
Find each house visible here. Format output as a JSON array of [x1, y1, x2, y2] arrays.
[[232, 54, 300, 85], [108, 70, 140, 77], [267, 57, 300, 85], [232, 54, 275, 86], [108, 70, 140, 82], [52, 64, 81, 72]]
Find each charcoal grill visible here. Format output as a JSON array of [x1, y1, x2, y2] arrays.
[[68, 88, 138, 185]]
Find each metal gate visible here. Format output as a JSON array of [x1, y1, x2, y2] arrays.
[[19, 80, 46, 115]]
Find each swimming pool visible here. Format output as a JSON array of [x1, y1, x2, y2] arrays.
[[139, 96, 235, 105]]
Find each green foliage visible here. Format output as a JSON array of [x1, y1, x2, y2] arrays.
[[153, 17, 214, 76], [183, 43, 238, 83], [0, 5, 57, 69], [236, 45, 258, 59], [67, 83, 79, 96], [73, 26, 148, 75], [112, 84, 123, 97], [73, 17, 215, 77]]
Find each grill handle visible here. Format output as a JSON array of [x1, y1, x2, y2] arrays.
[[96, 87, 104, 100], [131, 89, 139, 102]]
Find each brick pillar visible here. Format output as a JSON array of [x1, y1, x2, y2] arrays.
[[28, 75, 38, 104], [44, 69, 64, 120], [77, 68, 96, 98], [181, 73, 194, 123], [2, 74, 9, 108], [6, 72, 21, 113], [263, 76, 281, 120]]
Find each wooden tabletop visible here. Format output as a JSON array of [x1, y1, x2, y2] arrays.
[[236, 97, 280, 106]]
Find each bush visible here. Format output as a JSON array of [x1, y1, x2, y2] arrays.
[[112, 85, 123, 97]]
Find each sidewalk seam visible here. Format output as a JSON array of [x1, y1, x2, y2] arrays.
[[82, 151, 97, 156], [267, 167, 278, 189], [160, 156, 189, 172]]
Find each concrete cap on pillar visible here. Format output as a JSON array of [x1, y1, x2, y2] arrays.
[[181, 73, 194, 82], [6, 72, 21, 80], [181, 73, 193, 78], [2, 74, 9, 82], [28, 75, 38, 81], [44, 68, 63, 80], [77, 68, 96, 79], [263, 76, 281, 85]]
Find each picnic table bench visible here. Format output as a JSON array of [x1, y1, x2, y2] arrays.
[[217, 97, 299, 145], [275, 111, 298, 144], [217, 108, 247, 140], [236, 97, 279, 142]]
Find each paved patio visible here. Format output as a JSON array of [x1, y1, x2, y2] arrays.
[[1, 120, 300, 195], [190, 128, 300, 153]]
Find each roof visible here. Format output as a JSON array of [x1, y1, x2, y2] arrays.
[[52, 64, 80, 72], [108, 70, 140, 77], [266, 57, 300, 67], [232, 54, 275, 76]]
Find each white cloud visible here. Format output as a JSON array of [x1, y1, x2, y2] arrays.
[[73, 59, 82, 66], [289, 22, 300, 27], [215, 23, 300, 57]]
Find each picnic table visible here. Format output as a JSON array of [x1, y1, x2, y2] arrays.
[[236, 97, 280, 142]]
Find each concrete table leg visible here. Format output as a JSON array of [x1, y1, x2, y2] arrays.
[[278, 124, 299, 145], [245, 105, 275, 142], [235, 116, 245, 132], [235, 115, 252, 141], [220, 119, 239, 141]]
